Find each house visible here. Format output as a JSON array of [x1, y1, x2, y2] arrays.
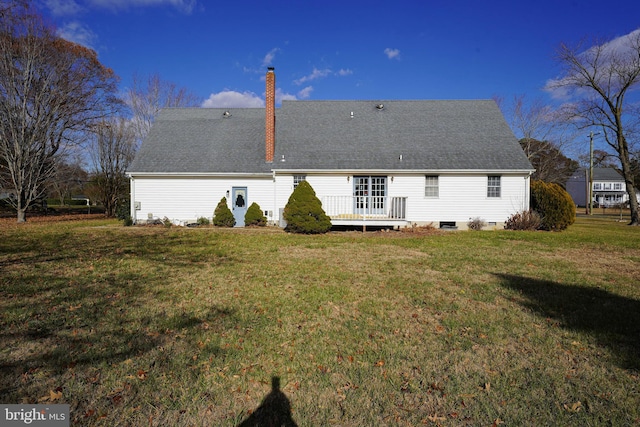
[[566, 167, 639, 208], [127, 68, 534, 229]]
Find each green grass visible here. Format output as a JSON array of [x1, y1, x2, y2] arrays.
[[1, 217, 639, 426]]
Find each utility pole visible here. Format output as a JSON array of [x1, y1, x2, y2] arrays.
[[588, 131, 600, 215]]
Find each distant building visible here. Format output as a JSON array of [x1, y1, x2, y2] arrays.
[[566, 167, 639, 207]]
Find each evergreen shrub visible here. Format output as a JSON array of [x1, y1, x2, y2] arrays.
[[283, 181, 332, 234], [245, 202, 267, 226], [530, 180, 576, 231], [213, 197, 235, 227]]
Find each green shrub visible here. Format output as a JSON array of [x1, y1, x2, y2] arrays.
[[530, 180, 576, 231], [197, 217, 210, 225], [283, 181, 332, 234], [213, 197, 235, 227], [505, 210, 542, 231], [245, 202, 267, 226]]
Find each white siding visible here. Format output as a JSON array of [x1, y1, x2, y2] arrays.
[[131, 176, 274, 224], [274, 172, 530, 226], [392, 174, 530, 224], [132, 172, 530, 227]]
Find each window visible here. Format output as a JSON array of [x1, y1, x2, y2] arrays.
[[614, 183, 623, 190], [593, 183, 602, 190], [425, 175, 439, 198], [487, 176, 501, 198], [293, 175, 306, 189]]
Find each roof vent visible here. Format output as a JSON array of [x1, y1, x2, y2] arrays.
[[350, 111, 354, 119], [376, 103, 384, 110], [222, 111, 231, 118]]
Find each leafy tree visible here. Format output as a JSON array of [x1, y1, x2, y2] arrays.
[[245, 202, 267, 226], [213, 197, 235, 227], [547, 31, 640, 225], [520, 138, 579, 184], [530, 180, 576, 231], [0, 1, 119, 222], [283, 181, 331, 234]]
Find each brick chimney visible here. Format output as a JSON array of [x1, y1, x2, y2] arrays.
[[265, 67, 275, 163]]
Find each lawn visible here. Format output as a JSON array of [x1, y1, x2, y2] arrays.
[[1, 216, 639, 426]]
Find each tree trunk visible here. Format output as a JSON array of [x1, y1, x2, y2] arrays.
[[626, 182, 640, 225], [17, 193, 27, 223]]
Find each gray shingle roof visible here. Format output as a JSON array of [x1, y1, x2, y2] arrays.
[[128, 100, 533, 174], [274, 100, 532, 171], [128, 108, 272, 174]]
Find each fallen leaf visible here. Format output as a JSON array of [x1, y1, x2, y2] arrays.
[[375, 360, 385, 367], [563, 401, 582, 413]]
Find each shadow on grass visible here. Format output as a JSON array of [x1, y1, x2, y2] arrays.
[[496, 274, 640, 370], [237, 377, 298, 427]]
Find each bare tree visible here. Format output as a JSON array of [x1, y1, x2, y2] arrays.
[[126, 73, 200, 142], [0, 1, 120, 222], [48, 155, 88, 206], [497, 94, 578, 185], [547, 31, 640, 225], [89, 118, 137, 217]]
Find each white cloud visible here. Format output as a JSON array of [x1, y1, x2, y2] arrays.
[[87, 0, 197, 14], [544, 28, 640, 100], [293, 68, 331, 85], [262, 48, 280, 67], [44, 0, 83, 16], [56, 21, 97, 49], [384, 48, 400, 60], [337, 68, 353, 76], [201, 90, 264, 108], [296, 86, 313, 99], [276, 88, 298, 103]]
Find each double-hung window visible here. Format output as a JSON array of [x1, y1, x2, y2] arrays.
[[293, 175, 306, 189], [487, 176, 501, 198], [425, 176, 439, 198]]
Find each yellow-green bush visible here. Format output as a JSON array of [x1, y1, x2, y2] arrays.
[[213, 197, 235, 227], [245, 202, 267, 226], [283, 181, 331, 234], [530, 180, 575, 231]]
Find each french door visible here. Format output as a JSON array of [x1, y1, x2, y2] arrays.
[[354, 176, 386, 215]]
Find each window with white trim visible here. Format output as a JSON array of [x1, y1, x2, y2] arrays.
[[293, 175, 306, 189], [425, 175, 439, 198], [487, 176, 501, 198], [614, 183, 623, 190]]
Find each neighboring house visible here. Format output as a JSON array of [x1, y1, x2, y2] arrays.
[[127, 68, 534, 229], [566, 167, 640, 208]]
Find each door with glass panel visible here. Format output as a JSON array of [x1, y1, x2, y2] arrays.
[[353, 176, 386, 215]]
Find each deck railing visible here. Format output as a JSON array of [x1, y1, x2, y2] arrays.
[[321, 196, 407, 220]]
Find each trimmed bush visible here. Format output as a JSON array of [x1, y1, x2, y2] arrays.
[[197, 217, 210, 225], [530, 180, 576, 231], [283, 181, 332, 234], [213, 197, 235, 227], [505, 210, 542, 231], [245, 202, 267, 226]]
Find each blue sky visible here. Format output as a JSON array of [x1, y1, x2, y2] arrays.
[[40, 0, 640, 110]]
